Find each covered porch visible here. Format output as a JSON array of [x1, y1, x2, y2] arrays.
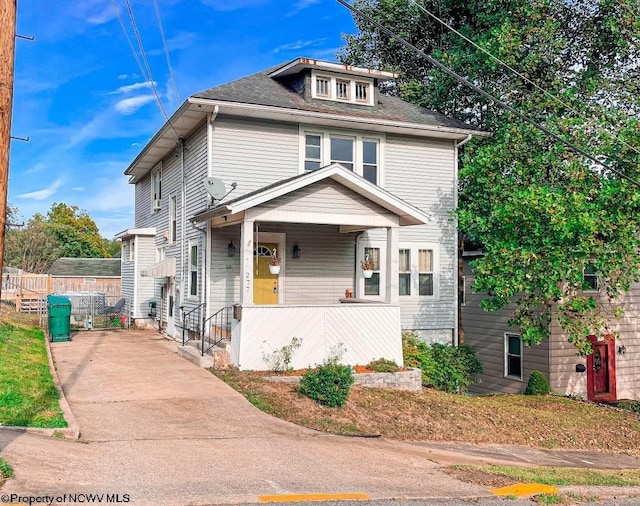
[[192, 164, 430, 370]]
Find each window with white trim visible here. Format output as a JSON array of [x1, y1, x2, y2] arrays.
[[316, 76, 329, 97], [336, 79, 350, 100], [460, 276, 466, 306], [189, 243, 198, 297], [505, 333, 523, 380], [151, 164, 162, 211], [584, 263, 598, 291], [300, 128, 383, 184], [395, 245, 439, 299], [355, 81, 369, 102], [310, 70, 375, 106], [169, 197, 177, 244], [364, 247, 381, 296], [330, 136, 354, 170], [419, 249, 434, 296], [304, 134, 322, 171], [399, 249, 411, 296]]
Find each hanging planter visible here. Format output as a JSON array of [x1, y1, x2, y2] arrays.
[[361, 254, 375, 279], [269, 248, 281, 275]]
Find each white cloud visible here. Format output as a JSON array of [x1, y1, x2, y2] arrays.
[[109, 82, 156, 95], [118, 73, 140, 80], [16, 179, 63, 201], [287, 0, 319, 17], [114, 95, 156, 115], [273, 37, 327, 53], [86, 5, 116, 25], [72, 187, 85, 191]]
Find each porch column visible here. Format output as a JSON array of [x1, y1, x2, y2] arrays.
[[240, 219, 254, 305], [385, 226, 399, 304]]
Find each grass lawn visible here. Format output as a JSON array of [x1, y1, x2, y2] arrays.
[[0, 314, 67, 428], [215, 369, 640, 456]]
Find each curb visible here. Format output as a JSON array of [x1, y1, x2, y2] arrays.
[[43, 332, 80, 439]]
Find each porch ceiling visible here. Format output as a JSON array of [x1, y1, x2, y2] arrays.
[[191, 163, 430, 228]]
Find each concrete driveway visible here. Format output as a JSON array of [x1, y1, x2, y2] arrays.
[[0, 330, 488, 505]]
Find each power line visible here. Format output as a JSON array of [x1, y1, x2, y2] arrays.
[[151, 0, 187, 132], [336, 0, 640, 188], [408, 0, 640, 158], [152, 0, 180, 107], [111, 0, 179, 140]]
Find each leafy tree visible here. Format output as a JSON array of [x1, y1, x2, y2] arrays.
[[341, 0, 640, 353], [4, 203, 114, 273]]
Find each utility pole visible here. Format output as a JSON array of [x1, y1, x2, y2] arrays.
[[0, 0, 17, 300]]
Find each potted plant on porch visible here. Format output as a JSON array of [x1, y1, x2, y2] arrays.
[[269, 249, 281, 275], [361, 254, 375, 279]]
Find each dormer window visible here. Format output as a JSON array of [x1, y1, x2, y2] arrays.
[[355, 82, 369, 103], [336, 79, 350, 100], [311, 70, 374, 106], [316, 76, 329, 97]]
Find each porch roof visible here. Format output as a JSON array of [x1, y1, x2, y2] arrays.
[[190, 164, 431, 227]]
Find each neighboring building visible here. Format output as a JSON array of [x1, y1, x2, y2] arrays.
[[48, 257, 122, 296], [463, 252, 639, 401], [117, 58, 485, 370]]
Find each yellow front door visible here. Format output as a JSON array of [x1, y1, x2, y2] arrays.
[[254, 243, 278, 304]]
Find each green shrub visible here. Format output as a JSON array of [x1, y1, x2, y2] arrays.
[[402, 332, 483, 393], [366, 358, 400, 373], [524, 370, 551, 395], [300, 362, 354, 407]]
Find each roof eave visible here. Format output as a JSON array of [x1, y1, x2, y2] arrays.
[[188, 97, 488, 140]]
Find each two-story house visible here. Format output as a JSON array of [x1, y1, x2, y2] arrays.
[[116, 58, 484, 370]]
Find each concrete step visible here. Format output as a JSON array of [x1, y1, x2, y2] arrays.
[[178, 341, 232, 369]]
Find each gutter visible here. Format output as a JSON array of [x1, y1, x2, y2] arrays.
[[453, 134, 473, 347], [187, 97, 488, 139]]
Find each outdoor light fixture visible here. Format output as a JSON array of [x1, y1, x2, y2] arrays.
[[228, 241, 236, 257], [292, 243, 301, 258], [618, 345, 627, 356]]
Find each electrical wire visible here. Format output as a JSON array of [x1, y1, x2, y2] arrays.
[[120, 0, 179, 140], [408, 0, 640, 158], [336, 0, 640, 188], [152, 0, 181, 109]]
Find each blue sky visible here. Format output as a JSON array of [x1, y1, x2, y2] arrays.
[[10, 0, 357, 238]]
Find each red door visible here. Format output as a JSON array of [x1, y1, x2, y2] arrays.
[[586, 335, 616, 402], [592, 342, 608, 394]]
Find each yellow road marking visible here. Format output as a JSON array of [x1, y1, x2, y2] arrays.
[[489, 482, 558, 497], [259, 492, 370, 503]]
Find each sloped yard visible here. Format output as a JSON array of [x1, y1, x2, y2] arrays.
[[216, 370, 640, 456]]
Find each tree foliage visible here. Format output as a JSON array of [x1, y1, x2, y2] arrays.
[[341, 0, 640, 353], [4, 203, 114, 273]]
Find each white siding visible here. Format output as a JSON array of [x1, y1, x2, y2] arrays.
[[210, 116, 299, 194], [233, 304, 403, 370], [209, 223, 356, 310], [366, 134, 457, 334], [135, 236, 156, 319]]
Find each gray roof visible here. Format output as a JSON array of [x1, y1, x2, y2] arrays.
[[193, 63, 480, 132], [48, 258, 121, 278]]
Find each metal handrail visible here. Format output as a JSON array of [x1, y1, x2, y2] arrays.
[[180, 302, 206, 346], [201, 306, 232, 356]]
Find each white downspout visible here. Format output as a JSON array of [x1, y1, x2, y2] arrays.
[[453, 134, 472, 347], [180, 138, 186, 314], [205, 107, 219, 322]]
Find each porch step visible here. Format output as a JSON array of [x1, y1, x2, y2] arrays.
[[177, 341, 232, 369]]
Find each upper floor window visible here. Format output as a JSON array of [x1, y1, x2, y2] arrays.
[[316, 76, 329, 97], [301, 128, 383, 185], [355, 82, 369, 103], [584, 263, 598, 291], [336, 79, 350, 100], [311, 70, 374, 106], [169, 196, 177, 244], [151, 163, 162, 211]]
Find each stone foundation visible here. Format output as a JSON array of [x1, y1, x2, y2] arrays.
[[266, 367, 422, 391]]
